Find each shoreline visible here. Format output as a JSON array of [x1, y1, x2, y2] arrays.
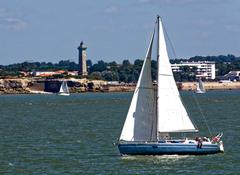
[[179, 81, 240, 91], [1, 78, 240, 94]]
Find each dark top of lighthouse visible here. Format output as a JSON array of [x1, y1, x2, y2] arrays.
[[78, 41, 87, 50]]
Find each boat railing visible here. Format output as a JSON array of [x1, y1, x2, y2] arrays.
[[118, 136, 212, 144], [119, 139, 187, 144]]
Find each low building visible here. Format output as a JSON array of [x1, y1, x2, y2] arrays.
[[171, 61, 216, 80], [107, 81, 120, 86], [31, 70, 79, 77], [68, 71, 79, 76], [31, 71, 57, 77]]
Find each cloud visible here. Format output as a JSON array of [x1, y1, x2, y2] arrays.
[[104, 5, 119, 14], [0, 8, 27, 31], [4, 17, 27, 30]]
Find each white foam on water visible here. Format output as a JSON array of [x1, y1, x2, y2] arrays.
[[121, 154, 192, 163]]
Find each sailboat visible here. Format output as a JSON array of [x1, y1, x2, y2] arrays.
[[58, 81, 70, 96], [195, 79, 206, 93], [118, 16, 224, 155]]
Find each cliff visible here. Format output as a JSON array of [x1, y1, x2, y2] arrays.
[[0, 79, 32, 94]]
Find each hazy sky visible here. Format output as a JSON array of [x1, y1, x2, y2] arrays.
[[0, 0, 240, 65]]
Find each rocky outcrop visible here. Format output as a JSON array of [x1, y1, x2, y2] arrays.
[[106, 85, 135, 92], [0, 79, 32, 94], [0, 78, 108, 94]]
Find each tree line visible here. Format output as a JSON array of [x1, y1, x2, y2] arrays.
[[1, 54, 240, 82]]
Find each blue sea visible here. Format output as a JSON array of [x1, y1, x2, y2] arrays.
[[0, 91, 239, 174]]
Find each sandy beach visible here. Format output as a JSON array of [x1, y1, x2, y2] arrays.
[[180, 81, 240, 90]]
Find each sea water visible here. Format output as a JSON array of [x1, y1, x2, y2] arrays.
[[0, 91, 239, 174]]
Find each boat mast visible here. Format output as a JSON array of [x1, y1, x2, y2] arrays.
[[156, 15, 160, 141]]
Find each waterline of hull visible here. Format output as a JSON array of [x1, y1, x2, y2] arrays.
[[118, 142, 223, 155], [58, 93, 70, 96], [195, 91, 205, 94]]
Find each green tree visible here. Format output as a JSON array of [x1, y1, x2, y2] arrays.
[[122, 60, 131, 67], [88, 71, 102, 80], [90, 60, 107, 72]]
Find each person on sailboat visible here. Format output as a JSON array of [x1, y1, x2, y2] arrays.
[[203, 137, 210, 142], [196, 137, 203, 148]]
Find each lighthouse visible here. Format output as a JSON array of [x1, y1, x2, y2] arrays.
[[78, 41, 88, 76]]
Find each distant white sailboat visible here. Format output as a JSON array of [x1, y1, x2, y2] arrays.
[[58, 81, 70, 96], [117, 16, 224, 155], [195, 79, 206, 93]]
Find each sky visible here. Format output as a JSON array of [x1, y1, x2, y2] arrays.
[[0, 0, 240, 65]]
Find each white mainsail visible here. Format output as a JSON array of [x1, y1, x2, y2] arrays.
[[120, 32, 157, 142], [157, 18, 197, 133], [196, 82, 200, 92], [59, 81, 69, 94], [196, 79, 205, 93]]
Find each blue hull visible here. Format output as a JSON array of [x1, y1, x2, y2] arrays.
[[118, 143, 223, 155]]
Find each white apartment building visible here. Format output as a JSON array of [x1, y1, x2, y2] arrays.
[[171, 61, 216, 80]]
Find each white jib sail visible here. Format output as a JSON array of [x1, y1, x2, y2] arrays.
[[157, 18, 197, 133], [120, 32, 157, 142], [59, 82, 64, 93], [60, 81, 69, 93], [199, 79, 205, 92], [196, 81, 200, 91]]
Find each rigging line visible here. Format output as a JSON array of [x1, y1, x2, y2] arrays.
[[192, 92, 213, 136], [149, 19, 158, 142], [156, 15, 160, 141], [162, 21, 177, 59]]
